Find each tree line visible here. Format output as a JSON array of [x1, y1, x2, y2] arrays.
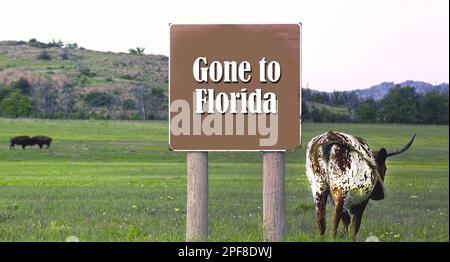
[[0, 78, 447, 124], [302, 86, 449, 124], [0, 78, 167, 120]]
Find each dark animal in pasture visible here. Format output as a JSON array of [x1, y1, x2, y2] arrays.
[[305, 131, 415, 240], [10, 136, 34, 149], [32, 136, 52, 149]]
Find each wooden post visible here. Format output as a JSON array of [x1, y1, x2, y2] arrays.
[[186, 152, 208, 241], [263, 152, 285, 242]]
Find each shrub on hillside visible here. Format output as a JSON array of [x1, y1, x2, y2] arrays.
[[128, 47, 145, 55], [65, 43, 78, 49], [0, 87, 14, 102], [78, 66, 97, 77], [84, 92, 113, 108], [36, 50, 51, 60], [60, 50, 69, 60], [28, 38, 48, 48], [120, 74, 134, 80], [12, 78, 32, 95], [28, 38, 64, 49], [0, 91, 31, 117], [122, 99, 136, 110]]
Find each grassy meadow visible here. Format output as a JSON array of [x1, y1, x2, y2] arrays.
[[0, 118, 448, 241]]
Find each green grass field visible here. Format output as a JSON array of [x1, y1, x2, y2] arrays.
[[0, 118, 448, 242]]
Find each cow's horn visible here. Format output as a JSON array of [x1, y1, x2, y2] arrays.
[[386, 134, 416, 157]]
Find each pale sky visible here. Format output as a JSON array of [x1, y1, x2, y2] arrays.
[[1, 0, 448, 91]]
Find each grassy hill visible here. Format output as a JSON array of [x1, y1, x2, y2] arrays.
[[305, 101, 350, 115], [0, 40, 168, 119], [304, 101, 353, 122]]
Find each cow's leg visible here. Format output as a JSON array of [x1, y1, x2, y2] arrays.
[[315, 191, 328, 236], [306, 153, 329, 237], [331, 191, 344, 238], [341, 211, 350, 235], [39, 144, 43, 149], [10, 144, 14, 150], [22, 145, 26, 150], [351, 199, 369, 241]]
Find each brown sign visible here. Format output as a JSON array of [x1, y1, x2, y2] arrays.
[[169, 24, 301, 151]]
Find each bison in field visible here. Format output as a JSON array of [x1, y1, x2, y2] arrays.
[[9, 135, 53, 149], [10, 136, 34, 149], [32, 136, 52, 149]]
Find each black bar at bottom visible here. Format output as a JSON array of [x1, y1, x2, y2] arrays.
[[0, 242, 448, 260]]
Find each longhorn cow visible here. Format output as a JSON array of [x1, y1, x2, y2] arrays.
[[305, 131, 415, 240]]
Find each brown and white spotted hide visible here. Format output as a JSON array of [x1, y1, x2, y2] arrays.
[[306, 131, 382, 214]]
